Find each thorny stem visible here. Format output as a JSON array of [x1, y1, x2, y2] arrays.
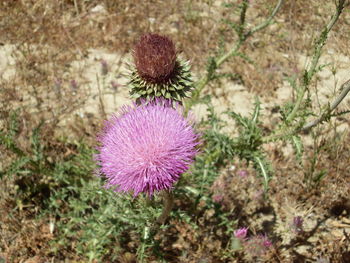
[[150, 190, 174, 233], [238, 0, 249, 40], [218, 0, 284, 67], [244, 0, 284, 38], [138, 226, 149, 263], [301, 79, 350, 131], [284, 0, 346, 124], [157, 190, 174, 224], [264, 79, 350, 142], [139, 191, 172, 262], [187, 0, 284, 110], [263, 1, 347, 143]]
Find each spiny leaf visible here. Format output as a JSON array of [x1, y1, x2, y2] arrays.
[[251, 97, 261, 124], [1, 156, 31, 179], [253, 154, 272, 192], [291, 135, 304, 164]]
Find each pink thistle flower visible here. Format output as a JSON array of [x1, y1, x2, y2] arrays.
[[234, 227, 249, 239], [95, 99, 199, 196]]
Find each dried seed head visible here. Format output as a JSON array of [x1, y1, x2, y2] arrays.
[[128, 34, 193, 102], [134, 33, 176, 83]]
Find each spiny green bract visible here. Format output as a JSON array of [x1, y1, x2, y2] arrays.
[[128, 58, 193, 102]]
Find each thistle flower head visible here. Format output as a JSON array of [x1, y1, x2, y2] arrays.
[[128, 33, 193, 102], [134, 33, 176, 83], [96, 99, 199, 196]]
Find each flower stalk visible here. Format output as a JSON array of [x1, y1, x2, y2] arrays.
[[156, 191, 174, 225]]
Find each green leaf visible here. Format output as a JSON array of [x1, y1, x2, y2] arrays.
[[313, 169, 327, 185], [291, 135, 304, 163], [253, 154, 272, 192], [251, 97, 261, 124], [1, 156, 31, 179]]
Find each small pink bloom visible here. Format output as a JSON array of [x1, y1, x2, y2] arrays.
[[262, 238, 272, 248], [110, 81, 120, 91], [234, 227, 248, 239], [237, 169, 248, 177]]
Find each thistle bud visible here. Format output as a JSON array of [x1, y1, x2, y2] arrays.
[[128, 33, 193, 102]]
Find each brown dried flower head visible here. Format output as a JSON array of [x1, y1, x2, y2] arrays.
[[128, 33, 193, 102], [133, 33, 176, 83]]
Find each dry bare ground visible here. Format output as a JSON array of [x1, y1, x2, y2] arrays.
[[1, 0, 350, 262]]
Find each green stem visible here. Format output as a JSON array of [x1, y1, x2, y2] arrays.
[[216, 42, 242, 67], [150, 190, 174, 234], [263, 2, 346, 143], [254, 156, 269, 192], [186, 0, 284, 111], [285, 1, 345, 124], [190, 41, 242, 104], [263, 79, 350, 143], [138, 226, 150, 263], [156, 190, 174, 225], [301, 79, 350, 131], [245, 0, 284, 38], [238, 0, 249, 40]]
